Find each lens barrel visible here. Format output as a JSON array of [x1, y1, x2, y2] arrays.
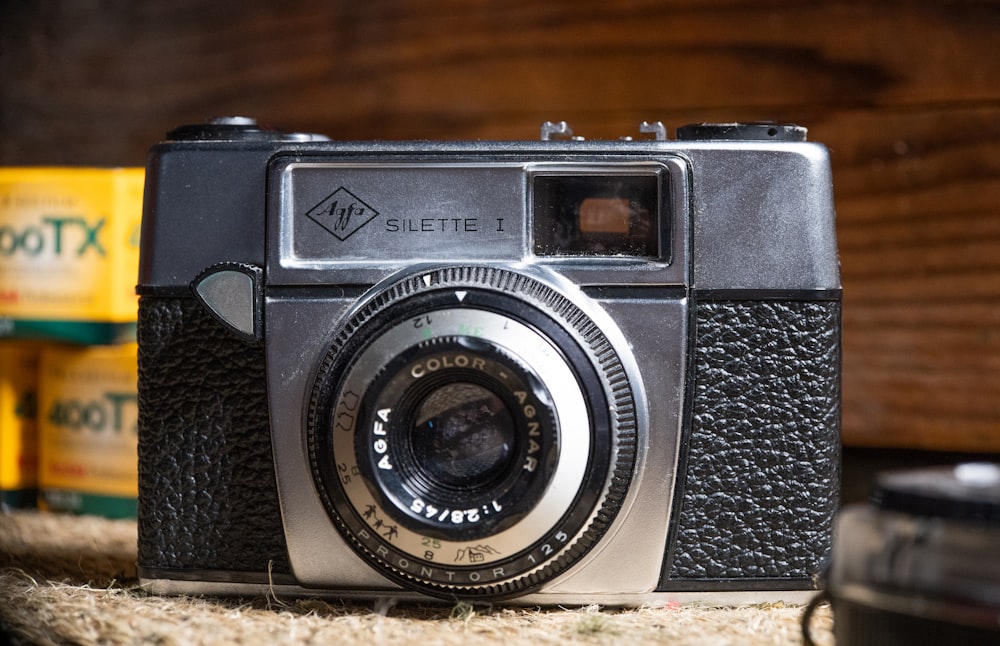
[[307, 267, 636, 598]]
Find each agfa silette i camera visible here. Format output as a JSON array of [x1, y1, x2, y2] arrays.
[[136, 118, 841, 604]]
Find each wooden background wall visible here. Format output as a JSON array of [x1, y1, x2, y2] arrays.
[[3, 0, 999, 452]]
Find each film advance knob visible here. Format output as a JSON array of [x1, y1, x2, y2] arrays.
[[675, 122, 808, 142]]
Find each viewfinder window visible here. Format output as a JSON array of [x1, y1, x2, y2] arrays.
[[533, 174, 660, 257]]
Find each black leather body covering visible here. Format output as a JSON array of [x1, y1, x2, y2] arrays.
[[663, 298, 841, 587], [136, 296, 290, 576]]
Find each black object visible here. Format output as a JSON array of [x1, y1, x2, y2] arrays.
[[808, 463, 1000, 645]]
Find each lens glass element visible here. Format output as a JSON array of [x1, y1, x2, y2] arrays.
[[411, 382, 516, 489]]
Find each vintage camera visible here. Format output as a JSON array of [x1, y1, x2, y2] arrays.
[[811, 463, 1000, 645], [136, 118, 841, 604]]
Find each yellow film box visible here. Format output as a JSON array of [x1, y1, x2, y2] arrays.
[[38, 342, 138, 518], [0, 342, 39, 509], [0, 167, 144, 344]]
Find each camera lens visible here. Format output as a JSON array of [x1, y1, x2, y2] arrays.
[[308, 266, 637, 599], [410, 382, 515, 490], [357, 337, 557, 538]]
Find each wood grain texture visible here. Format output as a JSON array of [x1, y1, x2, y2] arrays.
[[2, 0, 999, 450]]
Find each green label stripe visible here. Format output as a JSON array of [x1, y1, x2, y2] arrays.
[[0, 319, 137, 345], [42, 489, 137, 519]]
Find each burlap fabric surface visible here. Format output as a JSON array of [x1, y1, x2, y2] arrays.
[[0, 511, 832, 645]]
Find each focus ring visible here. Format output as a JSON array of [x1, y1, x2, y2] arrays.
[[306, 266, 637, 599]]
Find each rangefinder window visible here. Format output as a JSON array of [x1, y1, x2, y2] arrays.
[[533, 174, 660, 257]]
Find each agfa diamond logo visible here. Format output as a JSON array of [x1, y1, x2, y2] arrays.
[[305, 187, 379, 241]]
